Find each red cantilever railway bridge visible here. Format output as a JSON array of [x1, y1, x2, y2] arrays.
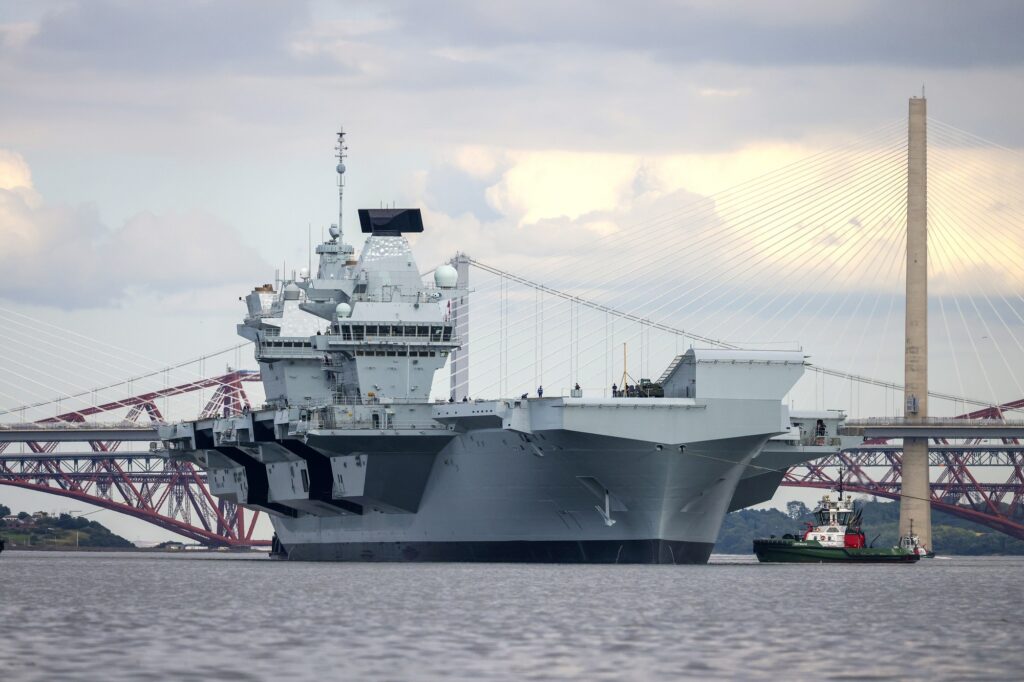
[[1, 376, 1023, 546], [0, 371, 267, 547]]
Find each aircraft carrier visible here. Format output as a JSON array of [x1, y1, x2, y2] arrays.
[[159, 130, 846, 563]]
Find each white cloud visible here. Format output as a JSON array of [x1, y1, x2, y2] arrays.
[[0, 150, 269, 309], [696, 87, 747, 98], [452, 146, 504, 179], [486, 151, 641, 225], [0, 150, 32, 190]]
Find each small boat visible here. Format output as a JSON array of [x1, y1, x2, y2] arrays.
[[753, 485, 919, 564], [898, 520, 935, 559]]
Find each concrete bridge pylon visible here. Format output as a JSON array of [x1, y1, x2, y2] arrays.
[[900, 95, 932, 552]]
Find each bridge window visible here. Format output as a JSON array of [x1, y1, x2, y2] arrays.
[[366, 325, 378, 336], [442, 326, 452, 341], [352, 326, 365, 340], [430, 326, 442, 341]]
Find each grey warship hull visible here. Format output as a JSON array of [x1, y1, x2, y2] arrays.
[[272, 429, 767, 564]]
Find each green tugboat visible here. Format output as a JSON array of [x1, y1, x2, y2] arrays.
[[753, 487, 919, 564]]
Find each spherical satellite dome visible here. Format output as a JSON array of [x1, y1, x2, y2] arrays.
[[335, 302, 352, 318], [434, 264, 458, 289], [329, 224, 340, 239], [337, 163, 346, 175], [299, 266, 310, 279], [283, 282, 301, 300]]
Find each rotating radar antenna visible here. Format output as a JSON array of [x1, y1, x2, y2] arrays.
[[334, 126, 348, 242]]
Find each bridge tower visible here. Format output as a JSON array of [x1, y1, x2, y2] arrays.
[[900, 95, 931, 551], [449, 253, 471, 400]]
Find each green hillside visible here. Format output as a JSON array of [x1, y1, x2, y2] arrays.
[[0, 504, 135, 549], [717, 498, 1024, 555]]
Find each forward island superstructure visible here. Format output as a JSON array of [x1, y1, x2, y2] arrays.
[[159, 130, 845, 563]]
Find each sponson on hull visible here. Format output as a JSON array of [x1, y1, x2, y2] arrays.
[[159, 129, 844, 563]]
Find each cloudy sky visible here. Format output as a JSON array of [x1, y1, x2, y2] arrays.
[[1, 0, 1023, 539]]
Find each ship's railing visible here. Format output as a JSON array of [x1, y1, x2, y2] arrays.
[[349, 290, 435, 304], [797, 435, 844, 447], [257, 348, 319, 357], [298, 406, 449, 432], [330, 340, 460, 353], [331, 324, 457, 342], [256, 396, 441, 412], [244, 311, 281, 322], [256, 341, 319, 357], [258, 338, 459, 354], [319, 396, 441, 407], [349, 286, 462, 305]]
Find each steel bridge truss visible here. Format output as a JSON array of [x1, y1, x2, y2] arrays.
[[0, 371, 267, 547], [783, 400, 1024, 542]]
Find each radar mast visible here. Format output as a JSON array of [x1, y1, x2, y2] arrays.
[[335, 126, 348, 243]]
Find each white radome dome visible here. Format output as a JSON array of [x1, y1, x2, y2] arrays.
[[335, 302, 352, 318], [434, 264, 458, 289], [299, 266, 310, 279]]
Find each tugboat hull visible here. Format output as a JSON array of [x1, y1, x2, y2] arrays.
[[753, 538, 919, 563]]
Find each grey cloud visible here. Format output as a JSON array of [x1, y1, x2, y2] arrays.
[[21, 0, 346, 75], [422, 163, 504, 222], [3, 0, 1024, 157], [394, 0, 1024, 69]]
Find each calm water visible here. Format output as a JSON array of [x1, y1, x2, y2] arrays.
[[1, 551, 1021, 681]]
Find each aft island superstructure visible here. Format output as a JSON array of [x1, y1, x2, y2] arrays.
[[159, 130, 845, 563]]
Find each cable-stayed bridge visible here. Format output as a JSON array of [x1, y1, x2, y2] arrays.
[[2, 101, 1023, 547]]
